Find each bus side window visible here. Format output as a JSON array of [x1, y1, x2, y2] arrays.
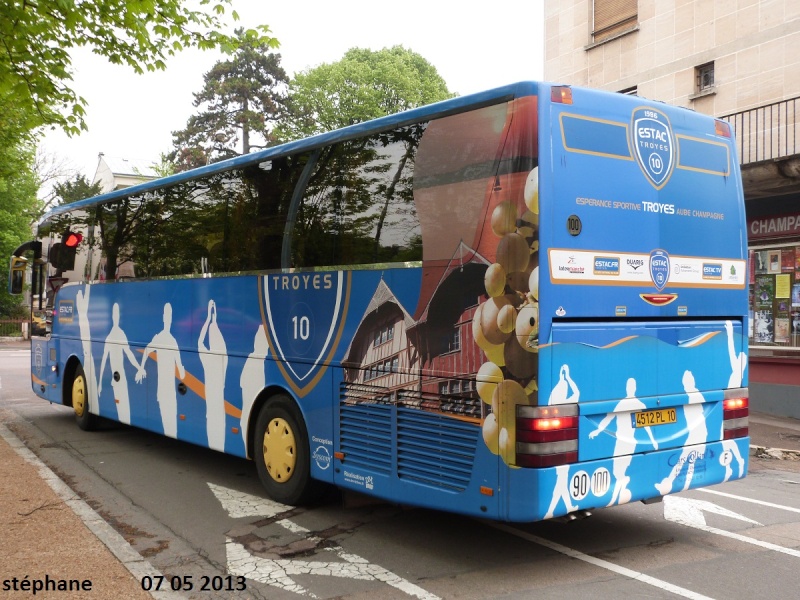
[[290, 124, 424, 269], [240, 155, 310, 272]]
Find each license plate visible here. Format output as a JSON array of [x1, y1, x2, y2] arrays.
[[633, 408, 677, 428]]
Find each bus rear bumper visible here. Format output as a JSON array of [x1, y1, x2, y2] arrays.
[[505, 437, 749, 522]]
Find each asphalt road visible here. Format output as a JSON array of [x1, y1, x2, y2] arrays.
[[2, 344, 800, 600]]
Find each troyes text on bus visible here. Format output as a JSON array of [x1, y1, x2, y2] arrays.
[[270, 274, 334, 291]]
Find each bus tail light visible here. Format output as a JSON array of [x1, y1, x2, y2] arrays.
[[516, 405, 578, 467], [715, 119, 732, 138], [722, 395, 748, 440], [551, 86, 573, 104]]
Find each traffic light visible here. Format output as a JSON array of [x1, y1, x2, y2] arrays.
[[63, 231, 83, 249], [51, 230, 83, 271]]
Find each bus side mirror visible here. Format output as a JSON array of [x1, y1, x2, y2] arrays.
[[8, 256, 27, 295]]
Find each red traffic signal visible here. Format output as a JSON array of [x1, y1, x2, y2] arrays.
[[63, 231, 83, 248]]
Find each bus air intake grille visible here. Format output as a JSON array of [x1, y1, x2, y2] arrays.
[[396, 408, 479, 492], [339, 383, 392, 474]]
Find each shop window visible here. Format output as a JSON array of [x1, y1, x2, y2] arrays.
[[750, 246, 800, 349]]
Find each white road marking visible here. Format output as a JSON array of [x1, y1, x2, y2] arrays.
[[226, 537, 439, 600], [489, 522, 716, 600], [210, 483, 440, 599], [664, 496, 800, 559], [698, 487, 800, 514], [207, 482, 292, 518], [663, 496, 761, 527]]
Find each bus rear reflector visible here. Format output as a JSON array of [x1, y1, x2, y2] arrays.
[[516, 404, 578, 467], [723, 395, 748, 440], [551, 86, 573, 104]]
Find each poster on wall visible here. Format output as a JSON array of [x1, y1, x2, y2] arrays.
[[776, 274, 792, 300], [775, 318, 790, 343], [754, 310, 774, 343], [783, 248, 796, 272], [755, 275, 774, 309], [792, 283, 800, 307], [796, 247, 800, 281], [768, 250, 782, 274], [754, 250, 768, 274]]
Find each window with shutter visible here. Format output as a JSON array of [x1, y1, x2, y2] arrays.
[[593, 0, 637, 43]]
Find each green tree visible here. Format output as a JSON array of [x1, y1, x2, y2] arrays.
[[0, 1, 277, 135], [275, 46, 454, 142], [170, 28, 289, 171], [53, 175, 103, 206], [0, 137, 39, 317]]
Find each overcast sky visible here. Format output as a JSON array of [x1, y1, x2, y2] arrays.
[[40, 1, 545, 180]]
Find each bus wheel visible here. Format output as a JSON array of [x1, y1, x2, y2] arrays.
[[254, 395, 319, 505], [72, 364, 97, 431]]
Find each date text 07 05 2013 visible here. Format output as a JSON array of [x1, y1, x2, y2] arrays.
[[141, 575, 247, 593]]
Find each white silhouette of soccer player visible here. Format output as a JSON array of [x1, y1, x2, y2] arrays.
[[718, 321, 747, 482], [75, 287, 98, 411], [98, 303, 138, 424], [240, 325, 268, 448], [199, 299, 228, 451], [655, 370, 708, 495], [725, 320, 747, 388], [549, 364, 580, 404], [590, 378, 657, 506], [136, 303, 185, 438], [545, 464, 578, 519]]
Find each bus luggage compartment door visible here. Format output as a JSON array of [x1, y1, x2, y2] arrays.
[[545, 319, 744, 462]]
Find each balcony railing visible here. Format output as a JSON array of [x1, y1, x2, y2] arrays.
[[720, 97, 799, 165]]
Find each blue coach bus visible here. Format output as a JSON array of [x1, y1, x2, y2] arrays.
[[9, 82, 749, 521]]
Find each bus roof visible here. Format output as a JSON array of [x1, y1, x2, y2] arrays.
[[44, 81, 541, 221]]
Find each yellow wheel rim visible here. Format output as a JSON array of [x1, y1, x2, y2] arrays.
[[72, 374, 86, 418], [263, 417, 296, 483]]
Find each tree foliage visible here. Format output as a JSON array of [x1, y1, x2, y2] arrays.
[[53, 174, 103, 206], [169, 28, 288, 172], [0, 1, 277, 135], [275, 46, 454, 143], [0, 137, 39, 316]]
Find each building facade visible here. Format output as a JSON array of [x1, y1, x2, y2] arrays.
[[92, 154, 157, 193], [544, 0, 800, 417]]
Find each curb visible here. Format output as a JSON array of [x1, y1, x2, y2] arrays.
[[750, 444, 800, 461], [0, 422, 182, 600]]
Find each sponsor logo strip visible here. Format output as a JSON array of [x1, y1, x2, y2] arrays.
[[549, 249, 746, 289]]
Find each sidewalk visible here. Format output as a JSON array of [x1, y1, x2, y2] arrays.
[[750, 411, 800, 457], [0, 422, 173, 599], [1, 376, 798, 599]]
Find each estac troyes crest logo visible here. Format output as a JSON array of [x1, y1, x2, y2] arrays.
[[260, 272, 351, 397], [649, 249, 670, 291], [632, 107, 675, 189]]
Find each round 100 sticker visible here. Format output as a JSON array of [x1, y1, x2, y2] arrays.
[[570, 467, 611, 501]]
